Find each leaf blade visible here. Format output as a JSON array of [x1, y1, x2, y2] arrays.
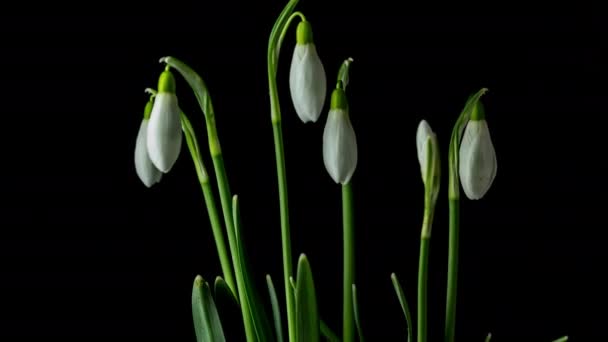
[[391, 273, 413, 342], [296, 254, 320, 342], [352, 284, 365, 342], [266, 275, 285, 342], [192, 275, 226, 342], [232, 195, 275, 342]]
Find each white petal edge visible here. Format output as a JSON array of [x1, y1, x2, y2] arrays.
[[135, 119, 162, 187]]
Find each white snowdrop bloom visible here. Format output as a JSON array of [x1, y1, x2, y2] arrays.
[[459, 103, 497, 200], [146, 69, 183, 173], [323, 88, 357, 185], [289, 20, 327, 123], [416, 119, 441, 203]]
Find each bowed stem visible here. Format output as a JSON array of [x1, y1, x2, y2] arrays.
[[267, 1, 303, 341], [445, 88, 487, 342]]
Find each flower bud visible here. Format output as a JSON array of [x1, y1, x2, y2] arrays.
[[416, 120, 440, 204], [459, 102, 497, 200], [289, 20, 327, 123], [147, 68, 183, 173], [135, 100, 162, 187], [323, 88, 357, 184]]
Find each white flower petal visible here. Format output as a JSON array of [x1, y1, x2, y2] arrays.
[[416, 119, 435, 184], [135, 119, 162, 187], [146, 93, 183, 173], [459, 120, 497, 200], [323, 109, 358, 184], [289, 43, 327, 123]]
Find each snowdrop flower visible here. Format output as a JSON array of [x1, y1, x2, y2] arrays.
[[135, 99, 162, 187], [323, 87, 357, 184], [416, 119, 440, 203], [289, 20, 327, 123], [459, 102, 497, 200], [147, 68, 183, 173]]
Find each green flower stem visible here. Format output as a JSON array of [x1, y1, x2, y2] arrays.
[[342, 182, 355, 342], [418, 212, 433, 342], [277, 12, 306, 60], [211, 154, 241, 293], [181, 112, 236, 295], [445, 88, 487, 342], [267, 1, 301, 341], [271, 121, 296, 342], [160, 56, 255, 337], [445, 198, 459, 342]]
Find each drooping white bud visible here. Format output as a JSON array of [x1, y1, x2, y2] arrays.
[[135, 118, 162, 187], [289, 20, 327, 123], [459, 119, 497, 200], [416, 120, 440, 203], [323, 88, 357, 185], [146, 69, 182, 173]]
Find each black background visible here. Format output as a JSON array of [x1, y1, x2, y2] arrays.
[[1, 2, 606, 341]]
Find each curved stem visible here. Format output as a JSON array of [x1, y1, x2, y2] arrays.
[[276, 11, 306, 65], [342, 183, 355, 342], [266, 1, 301, 341], [445, 88, 487, 342]]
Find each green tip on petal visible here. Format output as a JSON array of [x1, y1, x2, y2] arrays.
[[296, 20, 313, 45], [158, 69, 176, 94], [143, 99, 154, 120], [470, 100, 485, 121], [330, 87, 348, 110]]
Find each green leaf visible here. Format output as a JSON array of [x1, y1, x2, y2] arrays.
[[551, 336, 568, 342], [485, 333, 492, 342], [232, 195, 275, 342], [320, 321, 340, 342], [213, 276, 245, 341], [214, 276, 239, 307], [266, 275, 284, 342], [391, 273, 413, 342], [296, 254, 320, 342], [180, 112, 209, 183], [192, 275, 226, 342], [352, 284, 365, 342], [290, 276, 296, 292]]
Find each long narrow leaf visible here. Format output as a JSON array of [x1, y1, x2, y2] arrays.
[[266, 275, 285, 342], [551, 336, 568, 342], [320, 321, 340, 342], [214, 276, 238, 307], [296, 254, 320, 342], [213, 276, 245, 341], [192, 275, 226, 342], [352, 284, 365, 342], [391, 273, 413, 342], [232, 195, 275, 342]]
